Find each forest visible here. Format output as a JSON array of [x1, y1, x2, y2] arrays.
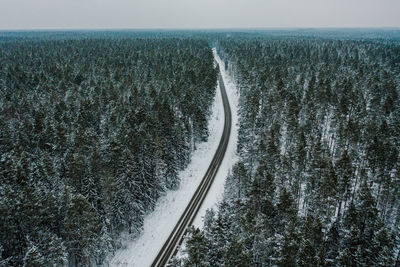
[[1, 30, 399, 267], [180, 36, 400, 266], [0, 34, 218, 266]]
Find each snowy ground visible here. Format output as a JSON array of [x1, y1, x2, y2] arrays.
[[108, 48, 238, 267]]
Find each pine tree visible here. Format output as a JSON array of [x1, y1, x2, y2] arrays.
[[185, 227, 209, 267], [356, 180, 381, 266], [279, 220, 299, 267], [64, 194, 101, 266], [339, 202, 360, 266], [224, 237, 250, 267], [276, 188, 297, 233], [336, 150, 353, 218], [231, 161, 249, 200], [325, 221, 341, 265]]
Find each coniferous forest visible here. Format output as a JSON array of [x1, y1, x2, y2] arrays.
[[1, 30, 400, 267], [0, 34, 218, 266], [180, 35, 400, 266]]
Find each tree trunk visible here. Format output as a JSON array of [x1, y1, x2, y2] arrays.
[[336, 198, 342, 219]]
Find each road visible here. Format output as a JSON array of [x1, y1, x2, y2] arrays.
[[151, 69, 232, 267]]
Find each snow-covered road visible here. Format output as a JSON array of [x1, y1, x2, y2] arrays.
[[108, 48, 238, 267]]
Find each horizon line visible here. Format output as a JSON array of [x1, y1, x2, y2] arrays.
[[1, 26, 400, 32]]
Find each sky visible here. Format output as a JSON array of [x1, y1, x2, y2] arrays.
[[0, 0, 399, 30]]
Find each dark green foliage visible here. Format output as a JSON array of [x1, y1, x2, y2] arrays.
[[64, 194, 102, 265], [279, 221, 300, 267], [185, 227, 209, 267], [224, 237, 250, 267], [184, 35, 399, 266], [0, 35, 217, 265]]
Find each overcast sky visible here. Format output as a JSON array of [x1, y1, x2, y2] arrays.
[[0, 0, 399, 30]]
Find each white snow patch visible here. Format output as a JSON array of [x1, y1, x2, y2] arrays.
[[108, 49, 226, 267]]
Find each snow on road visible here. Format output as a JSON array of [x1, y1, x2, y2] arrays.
[[108, 48, 238, 267]]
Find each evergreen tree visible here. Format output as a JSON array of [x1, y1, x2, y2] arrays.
[[279, 220, 300, 267], [224, 237, 250, 267], [64, 194, 102, 265], [185, 227, 209, 267]]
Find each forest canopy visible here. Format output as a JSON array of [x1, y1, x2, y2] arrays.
[[1, 30, 399, 267], [181, 35, 400, 266], [0, 34, 218, 266]]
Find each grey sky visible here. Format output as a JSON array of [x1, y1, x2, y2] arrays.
[[0, 0, 399, 30]]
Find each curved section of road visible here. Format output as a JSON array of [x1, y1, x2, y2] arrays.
[[151, 70, 232, 267]]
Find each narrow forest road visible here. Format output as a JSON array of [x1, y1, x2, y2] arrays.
[[151, 61, 232, 267]]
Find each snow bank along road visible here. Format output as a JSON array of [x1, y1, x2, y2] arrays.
[[151, 70, 232, 266]]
